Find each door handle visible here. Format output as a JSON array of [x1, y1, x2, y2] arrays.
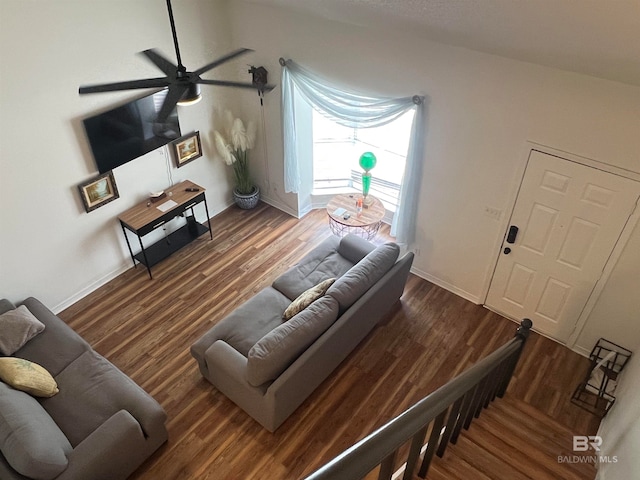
[[506, 225, 519, 244]]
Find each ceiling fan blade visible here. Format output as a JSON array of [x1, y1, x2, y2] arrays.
[[197, 79, 275, 91], [141, 49, 178, 78], [79, 78, 170, 94], [192, 48, 254, 76], [156, 84, 188, 122]]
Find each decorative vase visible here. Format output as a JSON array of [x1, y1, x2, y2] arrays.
[[233, 186, 260, 209], [359, 152, 377, 207]]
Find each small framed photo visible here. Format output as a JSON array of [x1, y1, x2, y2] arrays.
[[78, 171, 120, 213], [171, 131, 202, 168]]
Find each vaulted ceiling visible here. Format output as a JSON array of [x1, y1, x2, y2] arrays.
[[245, 0, 640, 86]]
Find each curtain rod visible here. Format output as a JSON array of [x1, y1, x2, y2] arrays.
[[278, 57, 423, 105]]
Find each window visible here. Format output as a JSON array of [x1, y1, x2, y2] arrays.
[[282, 59, 425, 244], [312, 109, 415, 212]]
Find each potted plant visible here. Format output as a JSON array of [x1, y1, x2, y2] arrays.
[[213, 110, 260, 209]]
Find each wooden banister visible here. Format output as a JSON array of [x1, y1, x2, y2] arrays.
[[304, 319, 533, 480]]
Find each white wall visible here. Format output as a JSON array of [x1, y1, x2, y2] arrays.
[[226, 1, 640, 353], [0, 0, 259, 310], [574, 220, 640, 355], [596, 338, 640, 480]]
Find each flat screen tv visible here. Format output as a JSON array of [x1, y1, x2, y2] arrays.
[[83, 90, 181, 173]]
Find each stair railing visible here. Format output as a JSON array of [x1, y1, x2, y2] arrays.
[[304, 319, 533, 480]]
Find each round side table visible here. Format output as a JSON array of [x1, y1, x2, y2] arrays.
[[326, 194, 385, 240]]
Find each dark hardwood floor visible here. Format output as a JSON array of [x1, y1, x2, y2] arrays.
[[60, 202, 601, 479]]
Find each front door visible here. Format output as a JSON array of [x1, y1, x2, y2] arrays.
[[486, 150, 640, 343]]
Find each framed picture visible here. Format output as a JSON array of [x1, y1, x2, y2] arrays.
[[78, 171, 120, 213], [171, 131, 202, 168]]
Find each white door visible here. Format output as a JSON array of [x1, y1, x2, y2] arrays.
[[486, 150, 640, 343]]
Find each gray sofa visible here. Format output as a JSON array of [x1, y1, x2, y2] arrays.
[[0, 297, 167, 480], [191, 234, 414, 432]]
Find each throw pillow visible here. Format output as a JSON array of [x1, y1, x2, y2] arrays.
[[282, 278, 336, 321], [0, 305, 45, 355], [0, 357, 59, 397]]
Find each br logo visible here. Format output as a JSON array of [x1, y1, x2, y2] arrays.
[[573, 435, 602, 452]]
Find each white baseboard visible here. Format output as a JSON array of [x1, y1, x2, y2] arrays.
[[298, 203, 313, 218], [260, 194, 300, 218], [571, 345, 591, 358], [52, 261, 132, 314], [409, 266, 481, 305]]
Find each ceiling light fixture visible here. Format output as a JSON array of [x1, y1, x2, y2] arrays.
[[177, 83, 202, 106]]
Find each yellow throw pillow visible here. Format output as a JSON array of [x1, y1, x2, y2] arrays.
[[0, 358, 59, 397], [282, 278, 336, 321]]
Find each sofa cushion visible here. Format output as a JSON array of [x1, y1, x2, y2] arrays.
[[0, 305, 45, 355], [246, 295, 340, 387], [209, 287, 292, 357], [40, 349, 152, 447], [282, 278, 336, 321], [272, 236, 355, 300], [0, 358, 59, 397], [0, 382, 71, 480], [326, 242, 400, 311]]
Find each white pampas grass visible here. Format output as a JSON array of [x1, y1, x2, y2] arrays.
[[212, 110, 256, 194], [231, 118, 248, 151], [213, 130, 233, 165], [246, 121, 256, 150], [223, 109, 234, 140]]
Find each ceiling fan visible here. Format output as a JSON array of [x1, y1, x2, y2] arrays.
[[79, 0, 273, 121]]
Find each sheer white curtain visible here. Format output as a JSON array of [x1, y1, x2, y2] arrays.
[[281, 59, 425, 245]]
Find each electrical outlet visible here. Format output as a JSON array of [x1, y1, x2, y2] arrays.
[[483, 206, 502, 221]]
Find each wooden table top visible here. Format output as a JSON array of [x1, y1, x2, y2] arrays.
[[326, 193, 385, 227], [118, 180, 204, 231]]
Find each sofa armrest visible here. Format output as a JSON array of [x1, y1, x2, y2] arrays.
[[191, 327, 228, 376], [204, 341, 247, 378], [0, 299, 15, 316], [336, 234, 376, 264], [57, 410, 159, 480], [202, 341, 277, 428]]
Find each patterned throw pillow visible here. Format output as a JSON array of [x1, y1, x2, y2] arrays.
[[282, 278, 336, 321], [0, 358, 59, 397], [0, 305, 45, 355]]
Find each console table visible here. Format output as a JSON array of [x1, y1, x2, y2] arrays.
[[118, 180, 212, 279]]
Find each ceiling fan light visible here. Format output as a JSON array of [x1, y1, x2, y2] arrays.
[[177, 83, 202, 106]]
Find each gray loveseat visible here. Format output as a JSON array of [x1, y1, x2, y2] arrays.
[[0, 297, 167, 480], [191, 234, 414, 432]]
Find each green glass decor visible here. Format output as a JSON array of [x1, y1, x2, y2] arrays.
[[362, 173, 372, 197], [359, 152, 377, 200], [359, 152, 377, 171]]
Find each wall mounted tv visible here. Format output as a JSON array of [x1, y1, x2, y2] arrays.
[[83, 90, 181, 174]]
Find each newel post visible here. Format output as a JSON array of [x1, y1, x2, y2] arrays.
[[516, 318, 533, 341]]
